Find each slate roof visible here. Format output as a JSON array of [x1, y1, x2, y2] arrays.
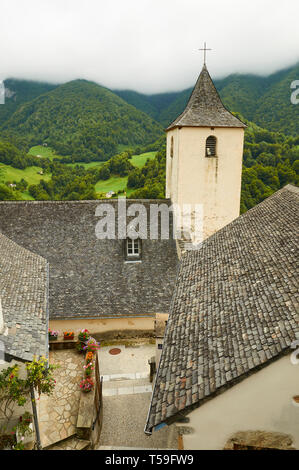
[[166, 64, 246, 130], [0, 199, 178, 319], [0, 232, 48, 362], [145, 185, 299, 433]]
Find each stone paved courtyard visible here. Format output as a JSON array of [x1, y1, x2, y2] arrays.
[[38, 349, 84, 448], [97, 342, 178, 449]]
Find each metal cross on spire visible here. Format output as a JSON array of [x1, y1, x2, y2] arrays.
[[199, 42, 212, 65]]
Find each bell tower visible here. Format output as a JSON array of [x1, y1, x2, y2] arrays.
[[166, 61, 246, 244]]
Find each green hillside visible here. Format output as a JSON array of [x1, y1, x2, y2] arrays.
[[2, 80, 163, 161], [114, 89, 181, 122], [115, 63, 299, 135], [0, 144, 156, 201], [0, 79, 57, 127]]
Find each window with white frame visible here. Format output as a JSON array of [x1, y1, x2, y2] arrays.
[[126, 238, 141, 259]]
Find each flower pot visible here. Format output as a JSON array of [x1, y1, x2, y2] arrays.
[[49, 335, 57, 341], [64, 335, 74, 340], [78, 329, 90, 342]]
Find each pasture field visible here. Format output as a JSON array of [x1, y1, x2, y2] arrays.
[[130, 152, 155, 168], [2, 149, 157, 200], [94, 151, 156, 197], [28, 145, 60, 160], [0, 163, 51, 185]]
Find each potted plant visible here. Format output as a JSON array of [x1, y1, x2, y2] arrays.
[[19, 411, 32, 425], [85, 351, 93, 364], [83, 362, 94, 377], [48, 328, 59, 341], [79, 378, 94, 393], [15, 412, 34, 449], [63, 331, 74, 340], [83, 337, 100, 353], [76, 341, 85, 353], [78, 329, 90, 342]]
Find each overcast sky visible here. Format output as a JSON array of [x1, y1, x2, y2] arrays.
[[0, 0, 298, 94]]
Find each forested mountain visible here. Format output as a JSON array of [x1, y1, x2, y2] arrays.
[[113, 90, 180, 122], [2, 80, 163, 161], [0, 63, 298, 208], [0, 79, 57, 127], [114, 63, 299, 134]]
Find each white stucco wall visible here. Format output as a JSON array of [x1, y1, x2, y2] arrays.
[[166, 128, 180, 202], [166, 126, 244, 240], [179, 355, 299, 450]]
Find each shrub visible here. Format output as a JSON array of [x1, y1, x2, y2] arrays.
[[79, 378, 94, 393], [83, 337, 100, 353], [83, 362, 94, 377], [85, 352, 93, 364], [78, 329, 90, 342]]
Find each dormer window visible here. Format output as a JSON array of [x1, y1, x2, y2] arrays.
[[125, 238, 141, 261], [205, 136, 217, 157]]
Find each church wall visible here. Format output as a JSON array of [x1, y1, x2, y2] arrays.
[[178, 355, 299, 450], [168, 126, 244, 240], [166, 128, 180, 202]]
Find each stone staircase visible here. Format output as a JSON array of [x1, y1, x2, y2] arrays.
[[102, 372, 152, 397], [44, 435, 90, 451]]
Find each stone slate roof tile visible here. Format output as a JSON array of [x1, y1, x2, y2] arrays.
[[167, 64, 246, 130], [145, 185, 299, 433], [0, 199, 177, 319], [0, 232, 48, 362]]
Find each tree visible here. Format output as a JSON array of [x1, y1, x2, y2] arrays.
[[0, 357, 57, 450], [0, 184, 17, 200]]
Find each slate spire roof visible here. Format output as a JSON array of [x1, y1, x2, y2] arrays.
[[145, 185, 299, 434], [166, 64, 246, 130]]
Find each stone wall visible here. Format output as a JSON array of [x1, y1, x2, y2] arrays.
[[224, 430, 296, 450]]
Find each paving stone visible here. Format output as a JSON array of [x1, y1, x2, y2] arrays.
[[39, 350, 84, 447]]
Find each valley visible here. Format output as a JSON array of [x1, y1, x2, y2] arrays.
[[0, 63, 298, 209], [0, 146, 156, 200]]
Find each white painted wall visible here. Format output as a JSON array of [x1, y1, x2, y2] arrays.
[[179, 355, 299, 450], [166, 128, 179, 202], [166, 126, 244, 240]]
